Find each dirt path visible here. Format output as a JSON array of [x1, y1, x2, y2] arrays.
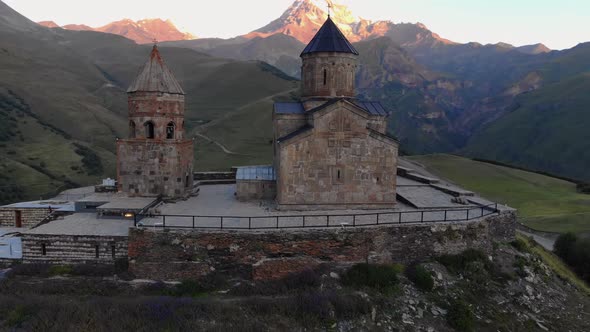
[[191, 87, 298, 155], [195, 133, 243, 155]]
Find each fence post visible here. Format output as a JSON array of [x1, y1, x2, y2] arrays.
[[327, 215, 330, 227], [221, 217, 224, 230], [421, 211, 424, 223], [303, 216, 306, 228], [466, 209, 469, 220], [398, 212, 402, 224], [377, 214, 380, 225], [192, 216, 195, 229], [481, 207, 484, 217], [249, 217, 252, 229], [444, 210, 447, 222], [353, 215, 356, 227], [134, 214, 137, 227], [163, 215, 166, 228]]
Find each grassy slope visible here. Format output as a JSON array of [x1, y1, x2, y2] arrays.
[[409, 154, 590, 234], [0, 24, 296, 203], [517, 234, 590, 295], [464, 73, 590, 181]]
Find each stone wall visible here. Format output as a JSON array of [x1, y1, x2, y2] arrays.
[[301, 52, 357, 98], [128, 211, 516, 281], [236, 180, 277, 201], [0, 208, 50, 228], [21, 234, 128, 264], [276, 101, 398, 210], [117, 139, 194, 198]]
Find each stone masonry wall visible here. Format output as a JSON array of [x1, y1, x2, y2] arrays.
[[128, 211, 516, 281], [0, 208, 50, 228], [236, 180, 277, 201], [117, 139, 194, 198], [301, 52, 357, 98], [277, 101, 398, 210], [21, 234, 128, 264]]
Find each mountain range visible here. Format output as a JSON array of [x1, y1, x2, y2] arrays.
[[38, 18, 195, 44], [1, 0, 589, 204]]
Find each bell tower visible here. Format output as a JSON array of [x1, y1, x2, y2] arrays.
[[116, 45, 194, 198], [300, 16, 359, 100]]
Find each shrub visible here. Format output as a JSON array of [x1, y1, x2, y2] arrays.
[[510, 238, 529, 252], [172, 279, 208, 297], [5, 305, 30, 328], [576, 183, 590, 194], [70, 264, 114, 277], [555, 233, 590, 283], [230, 268, 321, 296], [49, 265, 73, 276], [438, 249, 488, 272], [447, 299, 475, 332], [11, 263, 51, 276], [342, 263, 400, 292], [554, 233, 577, 261], [407, 264, 434, 291]]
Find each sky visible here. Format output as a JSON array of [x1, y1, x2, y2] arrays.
[[4, 0, 589, 50]]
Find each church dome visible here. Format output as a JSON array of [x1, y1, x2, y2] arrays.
[[300, 16, 359, 56], [127, 45, 185, 95]]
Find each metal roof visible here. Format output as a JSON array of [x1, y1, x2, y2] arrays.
[[301, 17, 359, 56], [274, 102, 305, 114], [354, 101, 389, 116], [127, 45, 185, 95], [303, 98, 389, 117], [236, 165, 277, 181], [277, 125, 314, 143]]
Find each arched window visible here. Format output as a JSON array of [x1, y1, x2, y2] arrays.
[[129, 121, 136, 138], [144, 121, 155, 139], [166, 122, 175, 139]]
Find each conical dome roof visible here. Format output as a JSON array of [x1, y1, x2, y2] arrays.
[[127, 45, 185, 94], [300, 16, 359, 56]]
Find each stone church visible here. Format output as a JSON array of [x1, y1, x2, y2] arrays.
[[272, 17, 399, 210], [116, 45, 194, 198]]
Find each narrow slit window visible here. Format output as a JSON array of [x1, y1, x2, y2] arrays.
[[145, 121, 155, 139], [129, 121, 136, 138], [337, 170, 341, 179], [323, 69, 327, 86], [95, 244, 100, 259], [166, 122, 175, 139], [111, 245, 116, 259], [41, 243, 47, 256]]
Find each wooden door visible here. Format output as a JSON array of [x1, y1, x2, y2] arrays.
[[15, 210, 22, 228]]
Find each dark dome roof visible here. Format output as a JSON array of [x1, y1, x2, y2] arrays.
[[300, 17, 359, 56]]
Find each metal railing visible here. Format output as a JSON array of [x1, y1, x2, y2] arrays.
[[134, 203, 500, 230]]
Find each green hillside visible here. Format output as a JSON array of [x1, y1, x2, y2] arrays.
[[0, 3, 297, 204], [409, 154, 590, 234], [464, 73, 590, 181]]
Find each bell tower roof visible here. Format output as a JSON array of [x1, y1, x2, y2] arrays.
[[300, 17, 359, 57], [127, 45, 185, 95]]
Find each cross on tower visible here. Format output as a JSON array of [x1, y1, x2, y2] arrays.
[[327, 1, 332, 17], [153, 38, 158, 46]]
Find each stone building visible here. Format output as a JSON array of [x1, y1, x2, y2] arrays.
[[117, 45, 194, 198], [273, 17, 399, 210]]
